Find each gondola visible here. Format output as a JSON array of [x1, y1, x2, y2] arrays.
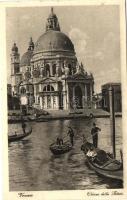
[[81, 88, 123, 182], [8, 126, 32, 143], [81, 141, 123, 181], [50, 141, 72, 155]]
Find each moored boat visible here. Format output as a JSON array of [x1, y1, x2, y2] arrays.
[[8, 126, 32, 143], [81, 141, 123, 181]]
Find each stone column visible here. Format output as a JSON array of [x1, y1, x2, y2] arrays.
[[44, 96, 47, 109], [34, 84, 37, 104], [55, 95, 59, 110], [66, 84, 69, 110], [72, 87, 75, 109], [90, 84, 93, 107], [64, 93, 67, 110], [40, 96, 42, 109], [50, 63, 53, 77], [85, 84, 87, 107], [82, 95, 85, 108]]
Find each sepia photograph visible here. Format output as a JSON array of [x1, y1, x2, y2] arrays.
[[6, 3, 125, 193]]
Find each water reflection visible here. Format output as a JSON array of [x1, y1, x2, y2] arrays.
[[8, 118, 122, 191]]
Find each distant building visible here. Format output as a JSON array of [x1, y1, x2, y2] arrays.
[[10, 8, 94, 111], [7, 84, 20, 110], [7, 84, 12, 95], [102, 83, 122, 112], [7, 84, 12, 110], [92, 93, 102, 109]]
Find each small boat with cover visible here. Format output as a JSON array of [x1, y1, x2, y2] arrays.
[[8, 125, 32, 143], [81, 140, 123, 181], [50, 140, 72, 155]]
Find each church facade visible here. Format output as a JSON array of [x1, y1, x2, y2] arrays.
[[10, 8, 94, 110]]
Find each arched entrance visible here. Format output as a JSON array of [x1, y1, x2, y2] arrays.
[[75, 85, 83, 109]]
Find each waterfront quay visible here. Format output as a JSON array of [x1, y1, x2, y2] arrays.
[[8, 108, 122, 124]]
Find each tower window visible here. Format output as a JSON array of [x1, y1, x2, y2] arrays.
[[14, 65, 19, 73], [20, 87, 26, 94], [68, 64, 72, 75], [44, 64, 50, 77]]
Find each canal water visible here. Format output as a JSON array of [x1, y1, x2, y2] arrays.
[[8, 117, 122, 191]]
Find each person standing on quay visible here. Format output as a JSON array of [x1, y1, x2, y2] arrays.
[[91, 123, 101, 148]]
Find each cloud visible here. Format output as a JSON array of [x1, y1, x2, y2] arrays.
[[94, 51, 104, 61], [69, 28, 89, 61]]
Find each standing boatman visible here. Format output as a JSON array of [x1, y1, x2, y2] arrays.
[[22, 121, 26, 133], [91, 123, 101, 148], [67, 127, 74, 146]]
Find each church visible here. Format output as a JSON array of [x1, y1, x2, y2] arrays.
[[10, 8, 94, 110]]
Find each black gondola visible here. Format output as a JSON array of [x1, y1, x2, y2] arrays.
[[8, 127, 32, 143], [50, 141, 72, 155], [81, 141, 123, 181]]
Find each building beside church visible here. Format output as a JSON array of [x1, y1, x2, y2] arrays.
[[101, 83, 122, 112], [10, 8, 94, 110]]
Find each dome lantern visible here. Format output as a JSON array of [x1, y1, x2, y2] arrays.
[[46, 7, 60, 32], [12, 43, 18, 53], [28, 37, 34, 51]]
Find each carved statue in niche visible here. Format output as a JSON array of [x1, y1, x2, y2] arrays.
[[63, 60, 67, 68], [40, 62, 44, 77], [47, 70, 50, 77], [61, 65, 65, 74], [64, 66, 69, 76], [40, 67, 44, 77], [63, 60, 69, 76], [80, 62, 85, 74], [75, 62, 85, 75]]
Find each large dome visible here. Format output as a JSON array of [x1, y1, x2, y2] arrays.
[[34, 30, 75, 53]]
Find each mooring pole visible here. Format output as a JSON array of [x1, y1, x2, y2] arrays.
[[109, 86, 116, 158]]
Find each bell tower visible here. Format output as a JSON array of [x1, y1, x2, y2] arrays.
[[11, 43, 22, 96], [28, 37, 34, 51]]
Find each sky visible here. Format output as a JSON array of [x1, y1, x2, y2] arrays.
[[6, 5, 121, 92]]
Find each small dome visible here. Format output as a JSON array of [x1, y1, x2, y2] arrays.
[[34, 30, 75, 53], [20, 50, 33, 67], [12, 43, 18, 52]]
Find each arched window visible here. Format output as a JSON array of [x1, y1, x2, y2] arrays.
[[20, 87, 26, 94], [43, 86, 46, 91], [44, 64, 50, 77], [47, 85, 50, 91], [43, 85, 54, 92], [51, 86, 54, 91], [52, 64, 56, 76]]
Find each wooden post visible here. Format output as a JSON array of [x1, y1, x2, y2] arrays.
[[109, 86, 116, 158]]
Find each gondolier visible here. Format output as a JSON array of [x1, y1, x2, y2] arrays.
[[67, 127, 74, 146], [22, 121, 26, 133], [91, 123, 101, 148]]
